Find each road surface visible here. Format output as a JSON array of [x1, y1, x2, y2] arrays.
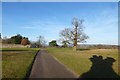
[[29, 50, 77, 78]]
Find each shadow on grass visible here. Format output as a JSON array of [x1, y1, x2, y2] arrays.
[[77, 48, 90, 51], [78, 55, 120, 80]]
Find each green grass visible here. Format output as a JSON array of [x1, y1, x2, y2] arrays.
[[1, 48, 40, 51], [2, 48, 40, 79], [46, 48, 119, 77]]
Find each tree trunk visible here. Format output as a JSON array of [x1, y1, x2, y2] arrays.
[[73, 46, 77, 51], [73, 26, 77, 51]]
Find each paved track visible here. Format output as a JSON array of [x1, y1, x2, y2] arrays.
[[29, 50, 77, 78]]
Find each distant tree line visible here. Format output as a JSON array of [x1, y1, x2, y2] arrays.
[[77, 44, 118, 49], [90, 44, 118, 49], [2, 34, 47, 48], [2, 34, 29, 46], [1, 33, 118, 49]]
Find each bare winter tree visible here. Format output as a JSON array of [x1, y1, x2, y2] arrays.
[[37, 35, 46, 47], [59, 17, 89, 51], [59, 28, 72, 47]]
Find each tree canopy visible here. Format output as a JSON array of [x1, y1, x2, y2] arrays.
[[49, 40, 58, 47], [21, 37, 29, 46], [2, 34, 30, 45], [59, 17, 89, 50]]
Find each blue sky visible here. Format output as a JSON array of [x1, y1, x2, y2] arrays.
[[2, 2, 118, 45]]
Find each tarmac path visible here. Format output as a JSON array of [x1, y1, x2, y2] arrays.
[[29, 50, 77, 78]]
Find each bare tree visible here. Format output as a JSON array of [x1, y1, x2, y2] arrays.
[[59, 28, 72, 47], [37, 35, 46, 47], [59, 17, 89, 51]]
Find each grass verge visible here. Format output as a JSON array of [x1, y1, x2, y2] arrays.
[[2, 48, 40, 79], [1, 48, 40, 51], [46, 48, 119, 77]]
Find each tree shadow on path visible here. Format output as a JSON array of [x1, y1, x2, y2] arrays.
[[78, 55, 120, 80]]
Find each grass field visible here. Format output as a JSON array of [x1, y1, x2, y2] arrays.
[[47, 48, 119, 77], [2, 48, 40, 79], [1, 48, 40, 51]]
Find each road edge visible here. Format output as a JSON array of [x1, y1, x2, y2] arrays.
[[46, 50, 79, 78]]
